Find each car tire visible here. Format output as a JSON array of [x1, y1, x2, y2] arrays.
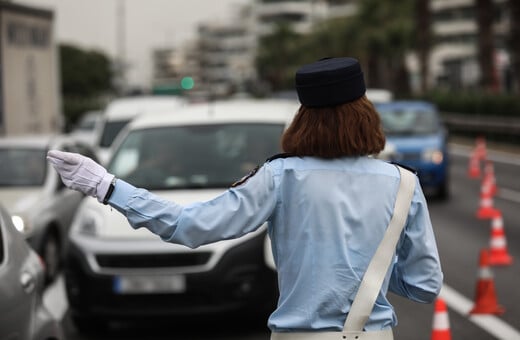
[[71, 315, 108, 335], [436, 177, 450, 201], [41, 230, 61, 285]]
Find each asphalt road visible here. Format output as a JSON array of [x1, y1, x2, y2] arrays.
[[44, 139, 520, 339]]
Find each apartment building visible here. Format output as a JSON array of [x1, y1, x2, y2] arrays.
[[430, 0, 510, 90], [153, 0, 513, 97], [193, 0, 357, 98]]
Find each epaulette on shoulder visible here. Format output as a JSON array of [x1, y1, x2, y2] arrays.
[[265, 153, 298, 163], [390, 162, 418, 175]]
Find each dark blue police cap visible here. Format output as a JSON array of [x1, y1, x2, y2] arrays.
[[295, 57, 366, 108]]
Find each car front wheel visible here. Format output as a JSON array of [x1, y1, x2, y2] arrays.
[[41, 231, 60, 284]]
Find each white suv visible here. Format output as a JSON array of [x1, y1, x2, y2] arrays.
[[64, 98, 299, 332]]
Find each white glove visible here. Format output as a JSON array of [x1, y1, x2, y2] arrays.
[[47, 150, 115, 203]]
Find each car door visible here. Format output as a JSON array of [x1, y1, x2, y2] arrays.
[[0, 207, 37, 339], [47, 142, 88, 243]]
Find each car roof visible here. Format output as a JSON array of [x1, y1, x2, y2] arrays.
[[103, 95, 186, 120], [127, 98, 300, 130], [0, 134, 73, 149], [366, 88, 393, 103], [375, 100, 436, 111]]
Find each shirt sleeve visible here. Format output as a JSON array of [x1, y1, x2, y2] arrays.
[[107, 164, 278, 249], [388, 178, 444, 303]]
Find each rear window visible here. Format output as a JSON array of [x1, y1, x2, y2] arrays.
[[378, 106, 440, 136], [99, 120, 131, 148], [108, 123, 284, 190], [0, 148, 47, 186]]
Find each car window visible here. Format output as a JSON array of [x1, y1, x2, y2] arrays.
[[378, 107, 439, 136], [108, 123, 284, 190], [99, 120, 131, 148], [75, 112, 101, 132], [0, 148, 47, 187], [74, 142, 99, 162]]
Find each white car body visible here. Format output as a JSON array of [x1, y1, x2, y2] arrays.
[[366, 88, 393, 104], [65, 98, 299, 331], [95, 95, 186, 165], [0, 134, 98, 284]]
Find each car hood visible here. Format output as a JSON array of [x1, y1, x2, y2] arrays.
[[0, 188, 42, 214], [386, 134, 443, 151], [77, 188, 235, 240]]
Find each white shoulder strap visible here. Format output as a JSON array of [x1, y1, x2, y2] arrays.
[[343, 166, 416, 332]]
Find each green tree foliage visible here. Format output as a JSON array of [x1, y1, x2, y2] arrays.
[[255, 1, 415, 95], [344, 0, 414, 93], [60, 44, 112, 96], [508, 0, 520, 93], [256, 23, 304, 92], [59, 43, 113, 129]]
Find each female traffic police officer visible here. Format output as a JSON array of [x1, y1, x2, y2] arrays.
[[48, 57, 443, 339]]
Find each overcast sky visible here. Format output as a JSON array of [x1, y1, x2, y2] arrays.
[[18, 0, 251, 87]]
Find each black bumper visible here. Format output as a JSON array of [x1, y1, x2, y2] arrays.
[[64, 231, 278, 320]]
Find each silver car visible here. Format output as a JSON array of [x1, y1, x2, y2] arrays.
[[0, 134, 98, 283], [0, 202, 64, 339]]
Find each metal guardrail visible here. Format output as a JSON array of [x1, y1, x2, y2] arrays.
[[441, 113, 520, 136]]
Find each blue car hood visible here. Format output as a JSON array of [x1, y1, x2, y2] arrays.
[[385, 134, 444, 152]]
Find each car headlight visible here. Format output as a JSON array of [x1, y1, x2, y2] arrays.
[[70, 208, 103, 237], [422, 149, 444, 164], [12, 215, 32, 234]]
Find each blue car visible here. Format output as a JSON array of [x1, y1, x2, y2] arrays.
[[375, 100, 449, 200]]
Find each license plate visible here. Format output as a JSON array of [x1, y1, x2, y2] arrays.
[[113, 275, 186, 294]]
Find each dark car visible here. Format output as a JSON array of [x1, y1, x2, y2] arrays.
[[0, 203, 64, 339], [375, 100, 450, 199]]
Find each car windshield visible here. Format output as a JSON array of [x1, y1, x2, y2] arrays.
[[99, 120, 130, 148], [378, 107, 440, 136], [0, 148, 47, 187], [107, 123, 285, 190]]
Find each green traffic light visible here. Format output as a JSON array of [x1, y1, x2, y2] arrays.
[[181, 77, 194, 90]]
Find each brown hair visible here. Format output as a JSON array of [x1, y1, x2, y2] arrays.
[[281, 95, 386, 158]]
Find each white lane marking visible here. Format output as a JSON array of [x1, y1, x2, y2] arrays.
[[440, 284, 520, 340], [449, 144, 520, 166], [43, 274, 520, 339], [497, 188, 520, 204], [43, 275, 69, 321], [450, 143, 520, 205]]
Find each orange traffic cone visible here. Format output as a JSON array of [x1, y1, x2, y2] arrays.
[[475, 136, 487, 161], [476, 186, 500, 219], [488, 212, 513, 266], [482, 161, 497, 196], [469, 249, 505, 315], [431, 298, 451, 340], [467, 150, 481, 179]]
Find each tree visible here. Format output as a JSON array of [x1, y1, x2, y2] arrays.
[[256, 23, 303, 92], [59, 44, 113, 129], [476, 0, 497, 92], [415, 0, 432, 94], [351, 0, 415, 94], [254, 1, 416, 96], [509, 0, 520, 93], [60, 44, 113, 97]]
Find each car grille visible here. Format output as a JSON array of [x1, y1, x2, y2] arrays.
[[389, 152, 421, 162], [95, 252, 212, 269]]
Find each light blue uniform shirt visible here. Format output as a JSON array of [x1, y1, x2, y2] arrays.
[[108, 155, 443, 332]]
